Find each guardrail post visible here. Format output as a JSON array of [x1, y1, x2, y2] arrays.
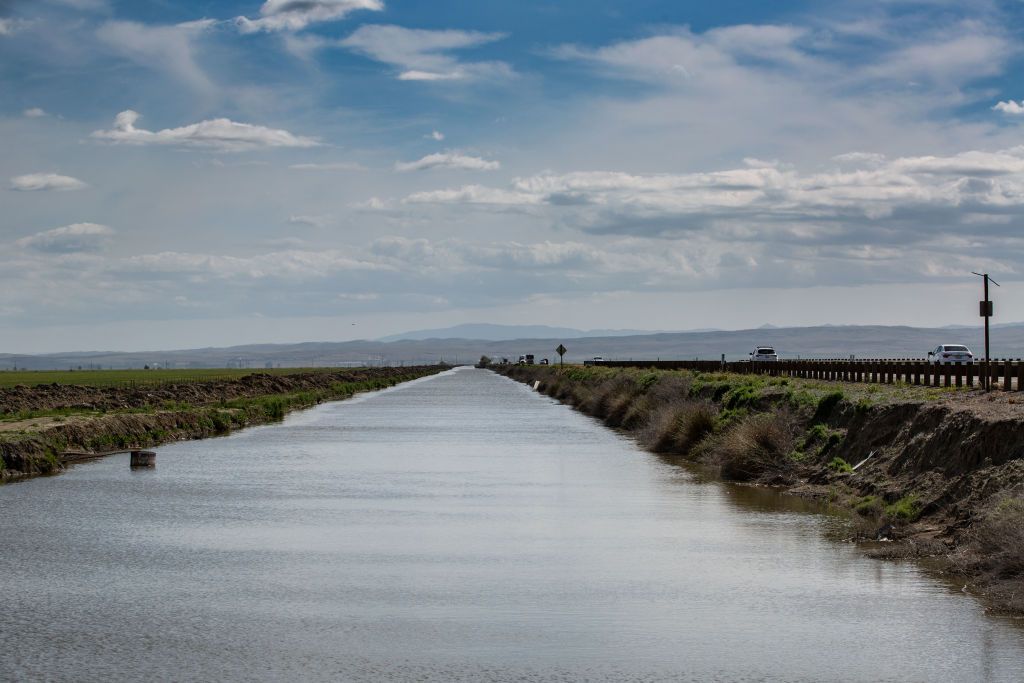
[[1003, 360, 1012, 391], [1016, 360, 1024, 392]]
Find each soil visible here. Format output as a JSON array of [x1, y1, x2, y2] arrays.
[[0, 368, 422, 416]]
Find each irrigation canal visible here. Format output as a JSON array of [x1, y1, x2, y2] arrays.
[[1, 367, 1022, 681]]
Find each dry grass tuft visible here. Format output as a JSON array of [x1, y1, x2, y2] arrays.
[[640, 400, 718, 454], [714, 412, 795, 482], [972, 497, 1024, 579]]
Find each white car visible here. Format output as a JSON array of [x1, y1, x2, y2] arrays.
[[750, 346, 779, 362], [928, 344, 974, 365]]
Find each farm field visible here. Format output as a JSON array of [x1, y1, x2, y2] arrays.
[[0, 367, 340, 389]]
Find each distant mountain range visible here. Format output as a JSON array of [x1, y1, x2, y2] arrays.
[[376, 323, 700, 342], [5, 322, 1024, 370]]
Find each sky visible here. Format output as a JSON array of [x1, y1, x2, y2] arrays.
[[4, 0, 1024, 352]]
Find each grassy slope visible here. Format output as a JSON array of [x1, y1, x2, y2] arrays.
[[0, 367, 340, 388], [496, 364, 1024, 614], [0, 366, 443, 481]]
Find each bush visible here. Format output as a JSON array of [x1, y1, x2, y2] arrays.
[[828, 457, 852, 473], [641, 401, 718, 454], [973, 497, 1024, 578], [855, 495, 884, 517], [811, 390, 845, 425], [885, 494, 922, 522], [715, 412, 795, 482]]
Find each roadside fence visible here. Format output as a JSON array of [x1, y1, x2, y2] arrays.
[[591, 358, 1024, 391]]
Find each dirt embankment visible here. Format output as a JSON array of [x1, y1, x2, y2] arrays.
[[0, 369, 425, 415], [0, 366, 442, 482], [495, 364, 1024, 615]]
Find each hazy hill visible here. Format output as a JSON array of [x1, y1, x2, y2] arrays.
[[376, 323, 675, 342], [4, 323, 1024, 370]]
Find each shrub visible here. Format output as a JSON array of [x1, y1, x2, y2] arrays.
[[828, 457, 852, 473], [885, 494, 922, 522], [973, 497, 1024, 578], [855, 495, 884, 517], [715, 412, 795, 482], [811, 390, 845, 425], [641, 401, 718, 454]]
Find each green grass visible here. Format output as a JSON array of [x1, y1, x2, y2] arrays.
[[885, 494, 922, 522], [827, 456, 853, 473], [0, 367, 339, 389]]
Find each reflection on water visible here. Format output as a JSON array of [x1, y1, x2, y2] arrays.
[[1, 367, 1021, 682]]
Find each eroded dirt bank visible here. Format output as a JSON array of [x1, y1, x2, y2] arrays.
[[0, 366, 443, 482], [496, 364, 1024, 615]]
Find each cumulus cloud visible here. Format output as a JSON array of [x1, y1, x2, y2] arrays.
[[91, 110, 319, 152], [10, 173, 88, 192], [402, 145, 1024, 245], [395, 152, 500, 172], [237, 0, 383, 34], [340, 25, 512, 82], [993, 100, 1024, 115], [16, 223, 113, 253], [428, 130, 445, 141], [23, 107, 47, 118]]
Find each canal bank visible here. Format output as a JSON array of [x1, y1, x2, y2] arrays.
[[0, 366, 444, 482], [495, 364, 1024, 616]]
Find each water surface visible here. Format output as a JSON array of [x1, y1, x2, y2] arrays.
[[2, 368, 1022, 681]]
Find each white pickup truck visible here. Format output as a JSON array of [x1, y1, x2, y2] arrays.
[[750, 346, 779, 362]]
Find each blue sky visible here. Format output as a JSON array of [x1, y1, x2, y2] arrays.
[[4, 0, 1024, 352]]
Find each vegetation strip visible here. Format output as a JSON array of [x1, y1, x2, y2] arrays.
[[495, 364, 1024, 615], [0, 366, 443, 482]]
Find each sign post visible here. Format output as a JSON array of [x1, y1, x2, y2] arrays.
[[556, 344, 567, 367], [973, 271, 1000, 390]]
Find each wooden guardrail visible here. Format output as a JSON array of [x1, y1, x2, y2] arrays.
[[590, 358, 1024, 391]]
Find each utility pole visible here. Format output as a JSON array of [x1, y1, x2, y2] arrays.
[[972, 272, 1000, 390]]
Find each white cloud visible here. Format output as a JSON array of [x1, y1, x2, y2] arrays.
[[401, 144, 1024, 244], [340, 25, 512, 82], [428, 130, 445, 141], [16, 223, 113, 253], [395, 152, 500, 172], [0, 18, 29, 36], [91, 110, 319, 152], [22, 107, 48, 118], [10, 173, 88, 192], [993, 100, 1024, 115], [288, 162, 365, 171], [96, 20, 216, 94], [50, 0, 110, 9], [236, 0, 383, 34], [288, 215, 331, 228]]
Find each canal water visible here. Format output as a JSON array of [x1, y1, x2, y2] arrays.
[[1, 368, 1022, 681]]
